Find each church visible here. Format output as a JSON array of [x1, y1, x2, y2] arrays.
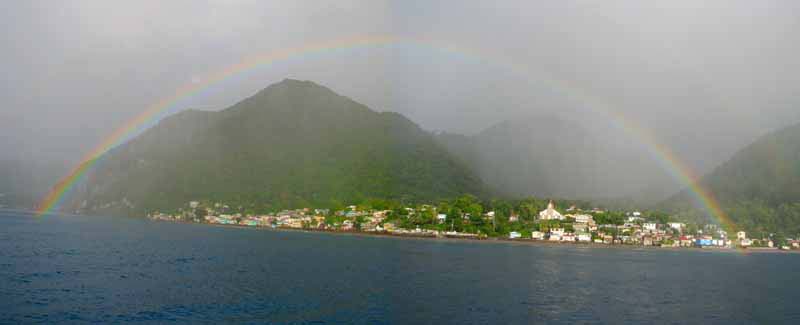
[[539, 200, 565, 221]]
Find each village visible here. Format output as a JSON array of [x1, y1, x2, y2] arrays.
[[148, 199, 800, 251]]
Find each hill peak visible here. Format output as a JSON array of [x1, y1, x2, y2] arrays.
[[262, 78, 334, 95]]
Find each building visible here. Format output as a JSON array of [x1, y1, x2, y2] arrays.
[[509, 213, 519, 222], [577, 232, 591, 242], [539, 201, 565, 220], [627, 216, 644, 223], [509, 231, 521, 239], [643, 223, 658, 231], [437, 214, 447, 223], [668, 222, 685, 231], [573, 214, 594, 224], [737, 231, 747, 240], [383, 222, 397, 232], [531, 231, 545, 240]]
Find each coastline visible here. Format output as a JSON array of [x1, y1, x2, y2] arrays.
[[9, 208, 793, 254], [155, 218, 800, 254]]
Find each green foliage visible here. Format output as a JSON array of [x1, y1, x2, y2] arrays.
[[664, 122, 800, 234], [74, 79, 486, 216]]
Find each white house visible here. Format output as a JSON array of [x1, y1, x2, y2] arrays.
[[668, 222, 685, 231], [643, 223, 658, 231], [573, 214, 594, 224], [437, 214, 447, 223], [627, 216, 644, 223], [577, 232, 591, 242], [539, 201, 565, 220], [531, 231, 545, 240], [737, 231, 747, 240]]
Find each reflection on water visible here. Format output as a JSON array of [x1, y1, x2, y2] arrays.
[[1, 210, 798, 323]]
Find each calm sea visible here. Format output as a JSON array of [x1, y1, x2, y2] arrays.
[[1, 209, 798, 324]]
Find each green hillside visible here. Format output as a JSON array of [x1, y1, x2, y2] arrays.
[[436, 117, 603, 199], [71, 79, 485, 215], [665, 122, 800, 235]]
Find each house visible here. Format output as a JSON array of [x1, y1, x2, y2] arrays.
[[509, 231, 521, 239], [573, 214, 594, 224], [361, 222, 378, 232], [573, 224, 588, 233], [643, 236, 654, 246], [627, 216, 644, 223], [550, 228, 565, 237], [737, 231, 747, 240], [341, 220, 354, 231], [643, 223, 658, 231], [696, 238, 713, 247], [549, 233, 562, 241], [577, 232, 591, 242], [561, 233, 576, 242], [539, 201, 565, 220], [383, 222, 397, 232], [437, 214, 447, 223], [668, 222, 685, 231], [531, 231, 545, 240]]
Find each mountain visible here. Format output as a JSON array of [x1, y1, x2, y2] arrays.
[[69, 79, 485, 215], [437, 117, 598, 198], [435, 116, 679, 203], [664, 122, 800, 234]]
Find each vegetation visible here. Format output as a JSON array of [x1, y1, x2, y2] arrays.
[[71, 79, 486, 216], [65, 79, 800, 237], [664, 122, 800, 234]]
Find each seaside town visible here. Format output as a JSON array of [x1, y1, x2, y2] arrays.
[[148, 198, 800, 251]]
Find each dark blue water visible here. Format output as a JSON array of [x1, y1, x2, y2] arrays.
[[1, 210, 799, 324]]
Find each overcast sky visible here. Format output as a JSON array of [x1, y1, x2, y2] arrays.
[[3, 0, 800, 175]]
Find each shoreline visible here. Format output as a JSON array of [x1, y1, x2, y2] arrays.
[[158, 218, 800, 254]]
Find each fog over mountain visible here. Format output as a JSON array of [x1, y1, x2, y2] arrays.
[[3, 1, 800, 207]]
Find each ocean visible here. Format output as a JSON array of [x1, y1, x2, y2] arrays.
[[1, 209, 798, 324]]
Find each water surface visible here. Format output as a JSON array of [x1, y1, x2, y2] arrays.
[[1, 210, 798, 323]]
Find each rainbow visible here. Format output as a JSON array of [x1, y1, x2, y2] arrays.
[[604, 113, 735, 230], [35, 34, 735, 229]]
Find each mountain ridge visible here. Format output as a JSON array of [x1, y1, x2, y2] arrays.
[[69, 79, 486, 215], [663, 121, 800, 234]]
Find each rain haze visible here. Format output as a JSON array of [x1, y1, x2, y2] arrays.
[[2, 0, 800, 205]]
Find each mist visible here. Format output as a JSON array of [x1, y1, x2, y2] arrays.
[[3, 0, 800, 206]]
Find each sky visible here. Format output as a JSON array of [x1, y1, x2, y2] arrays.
[[2, 0, 800, 198]]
